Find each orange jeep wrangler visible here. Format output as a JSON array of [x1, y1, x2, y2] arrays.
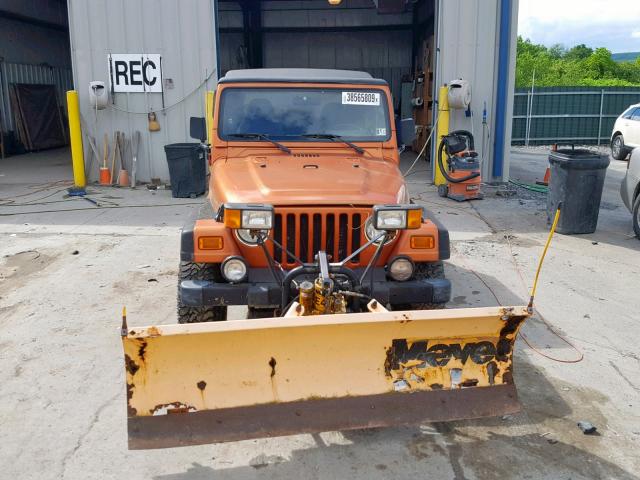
[[179, 68, 451, 322]]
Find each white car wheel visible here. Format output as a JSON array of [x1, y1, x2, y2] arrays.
[[611, 135, 628, 161]]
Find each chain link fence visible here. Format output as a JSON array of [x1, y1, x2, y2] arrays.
[[512, 86, 640, 146]]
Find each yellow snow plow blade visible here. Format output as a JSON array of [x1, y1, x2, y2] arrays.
[[122, 306, 529, 449]]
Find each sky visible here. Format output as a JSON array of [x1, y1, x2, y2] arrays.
[[518, 0, 640, 53]]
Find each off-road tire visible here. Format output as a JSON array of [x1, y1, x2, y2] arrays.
[[391, 261, 447, 311], [177, 261, 227, 323], [611, 134, 629, 161], [633, 195, 640, 239]]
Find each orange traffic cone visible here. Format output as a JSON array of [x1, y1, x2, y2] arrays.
[[537, 166, 551, 186]]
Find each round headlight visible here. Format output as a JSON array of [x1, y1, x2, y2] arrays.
[[236, 229, 268, 245], [364, 217, 396, 244], [221, 256, 248, 283], [388, 256, 414, 281]]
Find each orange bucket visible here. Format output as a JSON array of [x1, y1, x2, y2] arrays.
[[99, 167, 111, 185]]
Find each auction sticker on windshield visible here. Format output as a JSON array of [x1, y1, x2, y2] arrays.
[[342, 91, 380, 106]]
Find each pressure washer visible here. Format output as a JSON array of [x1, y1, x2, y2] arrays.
[[437, 130, 482, 201]]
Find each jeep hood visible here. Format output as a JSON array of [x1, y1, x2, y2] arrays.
[[211, 154, 407, 206]]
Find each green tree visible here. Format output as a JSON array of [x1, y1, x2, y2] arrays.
[[565, 44, 593, 61], [582, 48, 618, 79], [548, 44, 566, 59], [515, 38, 640, 87], [517, 36, 547, 57]]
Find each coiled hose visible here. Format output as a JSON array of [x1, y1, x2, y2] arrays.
[[437, 139, 481, 184]]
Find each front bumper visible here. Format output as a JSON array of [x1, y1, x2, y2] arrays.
[[180, 270, 451, 308]]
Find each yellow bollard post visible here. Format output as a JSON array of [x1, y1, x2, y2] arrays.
[[435, 85, 450, 186], [66, 90, 86, 189], [205, 90, 215, 145]]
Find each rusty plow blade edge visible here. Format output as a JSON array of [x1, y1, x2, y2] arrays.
[[122, 306, 529, 449]]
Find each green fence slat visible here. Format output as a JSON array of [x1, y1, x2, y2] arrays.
[[512, 86, 640, 145]]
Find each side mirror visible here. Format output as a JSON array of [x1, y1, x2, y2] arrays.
[[398, 118, 416, 145], [190, 117, 207, 143]]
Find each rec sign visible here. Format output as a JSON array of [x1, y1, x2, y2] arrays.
[[108, 54, 163, 93]]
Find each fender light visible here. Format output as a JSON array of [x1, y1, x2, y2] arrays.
[[410, 235, 435, 249], [223, 204, 274, 230], [198, 236, 224, 250], [372, 205, 422, 230]]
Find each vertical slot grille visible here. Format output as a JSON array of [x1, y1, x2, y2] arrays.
[[351, 213, 362, 263], [313, 214, 322, 262], [274, 214, 283, 263], [325, 214, 335, 261], [272, 210, 367, 266], [338, 213, 348, 261], [286, 214, 296, 263], [299, 214, 309, 263]]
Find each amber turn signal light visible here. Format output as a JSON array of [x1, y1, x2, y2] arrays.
[[410, 235, 434, 249], [198, 236, 224, 250], [223, 209, 242, 229], [407, 209, 422, 229]]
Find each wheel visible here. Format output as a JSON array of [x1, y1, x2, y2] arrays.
[[611, 134, 629, 161], [437, 184, 449, 198], [247, 307, 277, 319], [177, 261, 227, 323], [633, 195, 640, 239], [391, 261, 447, 310]]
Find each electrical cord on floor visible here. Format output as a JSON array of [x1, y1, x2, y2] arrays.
[[505, 229, 584, 364], [450, 207, 583, 364], [0, 182, 73, 205], [0, 196, 121, 207], [0, 202, 203, 216], [403, 114, 440, 177], [403, 168, 432, 178]]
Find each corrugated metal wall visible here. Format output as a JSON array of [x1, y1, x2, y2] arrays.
[[262, 30, 412, 103], [0, 62, 73, 132], [66, 0, 517, 182], [218, 0, 414, 105], [67, 0, 218, 182], [435, 0, 518, 182], [512, 86, 640, 145]]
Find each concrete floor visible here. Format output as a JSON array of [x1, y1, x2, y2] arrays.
[[1, 147, 639, 479]]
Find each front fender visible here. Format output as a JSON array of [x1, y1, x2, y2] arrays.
[[388, 209, 450, 262], [181, 219, 241, 264]]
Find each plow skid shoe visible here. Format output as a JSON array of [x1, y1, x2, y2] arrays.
[[122, 306, 530, 449]]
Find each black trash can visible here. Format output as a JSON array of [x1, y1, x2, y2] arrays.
[[547, 148, 610, 234], [164, 143, 207, 198]]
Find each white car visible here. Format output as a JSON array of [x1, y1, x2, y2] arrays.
[[611, 103, 640, 160], [621, 148, 640, 238]]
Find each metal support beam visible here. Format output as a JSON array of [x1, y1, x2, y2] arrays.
[[492, 0, 513, 179], [0, 9, 68, 32], [219, 24, 413, 34], [239, 0, 263, 68]]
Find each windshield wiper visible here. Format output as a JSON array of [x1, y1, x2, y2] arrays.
[[301, 134, 365, 155], [228, 133, 292, 154]]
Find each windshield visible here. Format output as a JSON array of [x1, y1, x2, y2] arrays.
[[218, 87, 391, 142]]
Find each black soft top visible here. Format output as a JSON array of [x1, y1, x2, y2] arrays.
[[218, 68, 388, 86]]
